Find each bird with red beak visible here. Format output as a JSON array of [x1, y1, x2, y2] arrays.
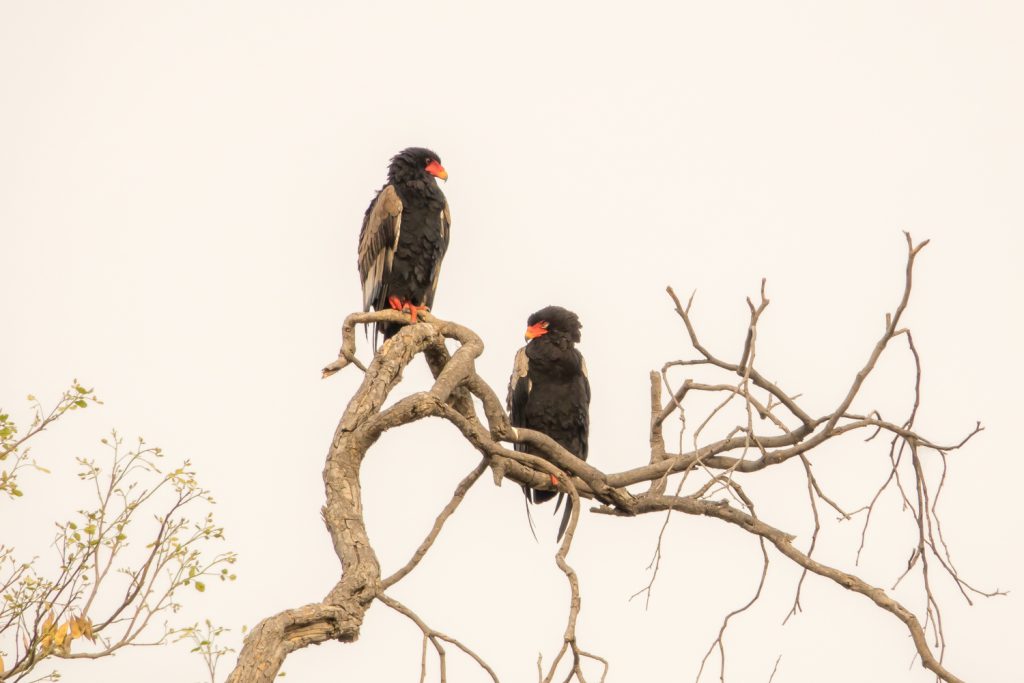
[[356, 147, 450, 349], [507, 306, 590, 541]]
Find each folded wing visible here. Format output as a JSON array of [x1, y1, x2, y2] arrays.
[[357, 185, 403, 343]]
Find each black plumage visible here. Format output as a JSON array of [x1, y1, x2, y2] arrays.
[[357, 147, 451, 347], [507, 306, 591, 541]]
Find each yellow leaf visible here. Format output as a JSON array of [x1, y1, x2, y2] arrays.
[[54, 621, 69, 646], [82, 616, 96, 642], [58, 626, 74, 655], [70, 617, 83, 639], [41, 610, 55, 635]]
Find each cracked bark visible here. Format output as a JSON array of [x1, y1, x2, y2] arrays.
[[226, 236, 995, 683]]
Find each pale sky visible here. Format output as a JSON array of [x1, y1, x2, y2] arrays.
[[2, 2, 1022, 681]]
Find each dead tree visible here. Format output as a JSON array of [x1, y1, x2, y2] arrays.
[[225, 234, 996, 683]]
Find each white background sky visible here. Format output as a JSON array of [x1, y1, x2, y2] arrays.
[[2, 2, 1022, 681]]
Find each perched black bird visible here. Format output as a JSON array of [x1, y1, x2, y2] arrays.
[[357, 147, 451, 347], [507, 306, 591, 541]]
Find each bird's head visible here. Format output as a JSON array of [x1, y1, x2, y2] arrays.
[[388, 147, 448, 183], [524, 306, 582, 343]]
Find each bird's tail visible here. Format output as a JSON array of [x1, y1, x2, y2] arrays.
[[530, 489, 558, 504], [554, 493, 572, 542], [525, 488, 571, 541], [372, 321, 403, 352], [521, 486, 539, 542]]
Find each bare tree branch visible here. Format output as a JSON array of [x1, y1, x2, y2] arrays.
[[378, 593, 499, 683], [225, 234, 996, 683], [382, 459, 488, 590]]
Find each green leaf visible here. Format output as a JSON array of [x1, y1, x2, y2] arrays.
[[74, 400, 88, 408], [194, 581, 206, 592]]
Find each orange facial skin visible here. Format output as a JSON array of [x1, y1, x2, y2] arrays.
[[425, 160, 448, 180], [525, 321, 550, 341]]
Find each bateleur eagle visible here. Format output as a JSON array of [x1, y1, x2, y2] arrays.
[[357, 147, 450, 348], [507, 306, 591, 541]]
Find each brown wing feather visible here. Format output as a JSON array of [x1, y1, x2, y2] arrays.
[[507, 347, 531, 453], [357, 184, 403, 312], [425, 199, 452, 309]]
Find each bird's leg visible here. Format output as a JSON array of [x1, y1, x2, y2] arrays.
[[406, 303, 430, 323], [385, 297, 428, 323]]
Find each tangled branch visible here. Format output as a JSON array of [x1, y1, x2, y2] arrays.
[[225, 234, 995, 683]]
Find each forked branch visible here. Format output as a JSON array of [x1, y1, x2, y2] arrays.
[[226, 234, 992, 683]]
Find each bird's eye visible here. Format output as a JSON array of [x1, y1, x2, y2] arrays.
[[541, 322, 549, 329]]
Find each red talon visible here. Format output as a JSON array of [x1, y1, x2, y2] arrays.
[[407, 302, 429, 323], [550, 474, 559, 487], [385, 297, 429, 323]]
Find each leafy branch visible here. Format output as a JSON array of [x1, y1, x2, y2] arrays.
[[0, 387, 237, 682]]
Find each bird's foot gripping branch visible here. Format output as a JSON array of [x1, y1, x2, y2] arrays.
[[227, 234, 996, 683]]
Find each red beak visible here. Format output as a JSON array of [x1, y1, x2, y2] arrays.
[[525, 323, 549, 341], [425, 160, 448, 181]]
